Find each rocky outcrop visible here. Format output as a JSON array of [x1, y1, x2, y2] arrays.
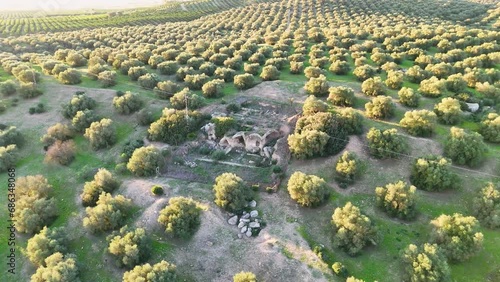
[[219, 129, 282, 156], [227, 201, 263, 239]]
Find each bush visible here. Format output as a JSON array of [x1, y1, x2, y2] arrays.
[[98, 70, 117, 87], [212, 116, 236, 138], [151, 185, 164, 195], [184, 73, 209, 90], [362, 77, 386, 96], [244, 63, 260, 75], [419, 76, 446, 98], [148, 109, 206, 145], [233, 272, 257, 282], [294, 112, 349, 156], [302, 95, 328, 116], [476, 82, 500, 101], [138, 73, 160, 89], [214, 67, 236, 82], [107, 226, 149, 268], [304, 75, 329, 97], [410, 155, 457, 191], [366, 128, 406, 159], [479, 113, 500, 143], [72, 109, 99, 133], [0, 126, 23, 147], [399, 110, 437, 137], [19, 82, 43, 98], [375, 181, 417, 220], [136, 108, 156, 126], [0, 144, 17, 172], [213, 173, 251, 212], [158, 197, 201, 238], [154, 81, 179, 99], [337, 108, 363, 135], [328, 86, 355, 106], [472, 182, 500, 229], [304, 66, 324, 79], [123, 260, 176, 282], [80, 168, 120, 206], [41, 123, 73, 148], [30, 253, 79, 282], [170, 88, 204, 110], [84, 118, 117, 150], [0, 80, 16, 96], [260, 65, 280, 81], [434, 97, 462, 125], [234, 73, 255, 90], [288, 130, 329, 159], [444, 127, 487, 167], [353, 65, 376, 81], [62, 93, 96, 119], [332, 202, 377, 255], [26, 226, 68, 267], [157, 61, 178, 75], [113, 92, 143, 114], [335, 151, 364, 185], [332, 262, 348, 278], [127, 146, 163, 176], [365, 96, 395, 119], [446, 73, 467, 93], [329, 60, 350, 75], [58, 69, 82, 85], [199, 62, 217, 76], [402, 244, 450, 282], [44, 140, 76, 165], [398, 87, 420, 108], [83, 193, 132, 233], [66, 52, 87, 67], [128, 66, 148, 81], [430, 213, 483, 262], [120, 139, 145, 162], [13, 175, 57, 233], [202, 79, 224, 98], [287, 171, 329, 207], [385, 71, 404, 90]]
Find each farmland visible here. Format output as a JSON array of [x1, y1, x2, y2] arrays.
[[0, 0, 499, 281]]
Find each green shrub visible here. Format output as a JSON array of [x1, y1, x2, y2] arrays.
[[213, 173, 252, 212], [434, 97, 462, 125], [123, 261, 176, 282], [402, 244, 450, 282], [26, 226, 68, 267], [158, 197, 201, 238], [127, 146, 164, 176], [170, 88, 205, 110], [212, 116, 236, 138], [479, 113, 500, 143], [260, 65, 280, 81], [287, 171, 329, 207], [399, 110, 437, 137], [154, 81, 179, 99], [398, 87, 420, 108], [304, 74, 329, 97], [366, 128, 406, 159], [335, 151, 364, 185], [233, 271, 257, 282], [113, 92, 143, 114], [84, 118, 116, 150], [365, 96, 395, 119], [302, 95, 328, 116], [80, 168, 120, 207], [106, 226, 149, 268], [234, 73, 255, 90], [337, 108, 363, 135], [83, 193, 132, 233], [375, 181, 417, 220], [472, 182, 500, 229], [328, 86, 355, 106], [202, 79, 224, 98], [410, 155, 457, 191], [444, 127, 487, 167], [361, 77, 386, 96], [62, 93, 96, 119]]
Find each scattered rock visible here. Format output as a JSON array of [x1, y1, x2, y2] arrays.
[[249, 200, 257, 208], [246, 230, 252, 237], [237, 233, 243, 239], [228, 215, 238, 225], [249, 222, 260, 228], [242, 213, 250, 219], [241, 226, 248, 233], [466, 102, 480, 113], [240, 218, 250, 223], [238, 222, 245, 228], [250, 210, 258, 218]]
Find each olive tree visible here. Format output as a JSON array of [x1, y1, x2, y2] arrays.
[[430, 213, 483, 262], [83, 193, 133, 233], [107, 226, 149, 268], [434, 98, 462, 125], [287, 171, 329, 207], [123, 261, 176, 282], [334, 151, 364, 185], [331, 202, 377, 255], [479, 113, 500, 143], [375, 181, 417, 220], [213, 173, 252, 212], [361, 77, 386, 96], [365, 96, 395, 119], [444, 127, 487, 167], [328, 86, 355, 106], [158, 197, 201, 238], [398, 87, 420, 108], [170, 88, 205, 110], [302, 95, 328, 116], [31, 253, 80, 282], [410, 156, 457, 191], [304, 74, 329, 97], [366, 128, 407, 159], [402, 243, 450, 282], [80, 168, 120, 206], [399, 110, 437, 137], [127, 146, 164, 177], [113, 92, 143, 114], [84, 118, 117, 150], [234, 73, 255, 90], [26, 227, 68, 267], [472, 182, 500, 229], [233, 272, 257, 282]]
